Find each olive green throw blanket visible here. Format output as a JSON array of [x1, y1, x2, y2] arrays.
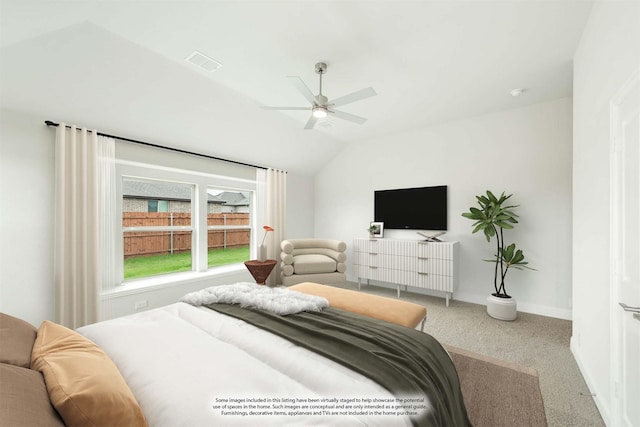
[[206, 304, 471, 427]]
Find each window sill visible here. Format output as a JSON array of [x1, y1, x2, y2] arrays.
[[102, 264, 247, 299]]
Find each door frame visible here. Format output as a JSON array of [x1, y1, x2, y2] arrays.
[[609, 68, 640, 427]]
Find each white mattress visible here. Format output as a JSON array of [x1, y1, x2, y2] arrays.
[[78, 303, 414, 427]]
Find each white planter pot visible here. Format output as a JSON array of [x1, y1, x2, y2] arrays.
[[486, 294, 517, 321]]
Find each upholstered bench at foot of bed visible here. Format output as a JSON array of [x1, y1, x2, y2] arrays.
[[289, 282, 427, 331]]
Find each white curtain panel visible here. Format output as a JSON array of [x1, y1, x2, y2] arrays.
[[97, 136, 117, 320], [54, 124, 115, 328], [265, 168, 286, 285]]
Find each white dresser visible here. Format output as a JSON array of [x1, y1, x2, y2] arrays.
[[353, 238, 459, 306]]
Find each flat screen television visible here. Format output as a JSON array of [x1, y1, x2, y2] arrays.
[[374, 185, 448, 230]]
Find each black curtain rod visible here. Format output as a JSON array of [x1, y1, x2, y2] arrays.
[[44, 120, 268, 170]]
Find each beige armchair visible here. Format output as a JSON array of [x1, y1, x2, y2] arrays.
[[280, 239, 347, 286]]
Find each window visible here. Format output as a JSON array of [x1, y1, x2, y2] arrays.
[[117, 168, 256, 284], [207, 188, 251, 269], [147, 200, 158, 212], [115, 142, 259, 285], [147, 200, 169, 212], [122, 178, 194, 280]]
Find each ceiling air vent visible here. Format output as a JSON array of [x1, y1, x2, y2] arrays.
[[185, 51, 222, 72]]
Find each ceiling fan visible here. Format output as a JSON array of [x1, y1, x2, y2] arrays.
[[261, 62, 377, 130]]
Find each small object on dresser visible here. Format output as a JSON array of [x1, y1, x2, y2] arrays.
[[417, 230, 446, 242], [368, 221, 384, 238]]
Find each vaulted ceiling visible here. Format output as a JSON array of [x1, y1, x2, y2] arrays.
[[0, 1, 593, 174]]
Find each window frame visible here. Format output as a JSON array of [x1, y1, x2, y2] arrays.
[[116, 160, 258, 286]]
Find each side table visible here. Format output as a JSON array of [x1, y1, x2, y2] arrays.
[[244, 259, 277, 285]]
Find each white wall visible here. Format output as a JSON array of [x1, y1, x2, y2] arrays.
[[0, 109, 56, 326], [0, 107, 316, 326], [572, 1, 640, 424], [284, 172, 315, 239], [315, 98, 573, 319]]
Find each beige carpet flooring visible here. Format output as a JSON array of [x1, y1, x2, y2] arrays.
[[331, 282, 604, 427]]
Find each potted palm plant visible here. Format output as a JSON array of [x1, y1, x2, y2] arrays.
[[462, 190, 534, 320]]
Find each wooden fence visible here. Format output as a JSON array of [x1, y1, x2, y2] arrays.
[[123, 212, 250, 258]]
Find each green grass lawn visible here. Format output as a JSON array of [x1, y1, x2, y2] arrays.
[[124, 246, 250, 280]]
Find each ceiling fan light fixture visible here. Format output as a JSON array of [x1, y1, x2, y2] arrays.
[[312, 106, 328, 118]]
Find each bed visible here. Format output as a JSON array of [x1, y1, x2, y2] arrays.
[[1, 283, 470, 427]]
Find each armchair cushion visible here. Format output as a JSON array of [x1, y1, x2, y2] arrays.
[[293, 254, 337, 274]]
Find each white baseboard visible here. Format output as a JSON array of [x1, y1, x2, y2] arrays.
[[454, 291, 573, 320], [570, 337, 611, 426], [347, 276, 572, 320]]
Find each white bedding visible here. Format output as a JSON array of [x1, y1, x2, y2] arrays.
[[78, 303, 413, 427]]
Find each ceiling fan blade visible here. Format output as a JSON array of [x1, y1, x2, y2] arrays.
[[330, 87, 377, 108], [261, 106, 309, 110], [304, 115, 318, 130], [287, 76, 316, 105], [331, 109, 368, 125]]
